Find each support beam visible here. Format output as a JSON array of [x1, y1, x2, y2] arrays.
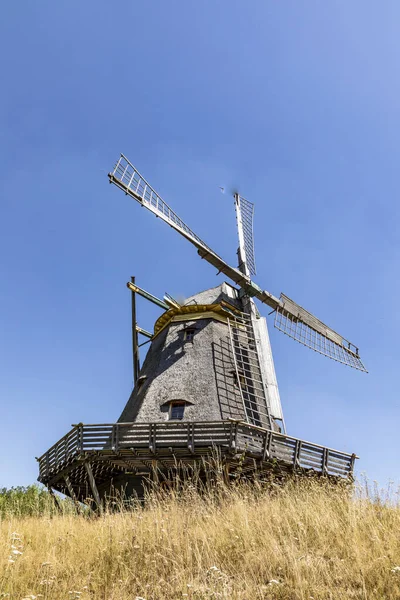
[[127, 280, 169, 310], [84, 462, 101, 509], [64, 474, 81, 512], [130, 276, 140, 385], [47, 485, 63, 513], [136, 325, 153, 338]]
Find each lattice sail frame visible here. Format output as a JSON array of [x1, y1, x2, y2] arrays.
[[238, 195, 256, 276], [274, 295, 367, 372], [110, 155, 215, 255]]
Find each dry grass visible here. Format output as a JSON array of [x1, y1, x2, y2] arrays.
[[1, 478, 400, 599]]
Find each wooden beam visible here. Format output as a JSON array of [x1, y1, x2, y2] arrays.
[[131, 276, 140, 385], [84, 462, 101, 509], [47, 485, 63, 513], [64, 474, 81, 512]]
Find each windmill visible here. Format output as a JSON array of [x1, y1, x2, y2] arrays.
[[36, 154, 365, 508], [108, 155, 366, 432]]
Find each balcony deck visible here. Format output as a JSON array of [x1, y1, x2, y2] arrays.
[[37, 420, 357, 502]]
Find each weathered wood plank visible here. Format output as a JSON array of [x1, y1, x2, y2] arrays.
[[84, 462, 101, 508]]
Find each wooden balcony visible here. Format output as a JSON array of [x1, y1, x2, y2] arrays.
[[37, 421, 357, 502]]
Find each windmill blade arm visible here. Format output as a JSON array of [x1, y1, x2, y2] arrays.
[[109, 154, 261, 290], [109, 154, 217, 258], [197, 247, 254, 288], [273, 293, 367, 372]]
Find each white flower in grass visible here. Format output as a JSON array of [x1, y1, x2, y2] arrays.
[[391, 566, 400, 573], [8, 559, 15, 564], [268, 579, 281, 586], [12, 549, 23, 555]]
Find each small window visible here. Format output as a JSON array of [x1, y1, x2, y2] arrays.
[[169, 402, 185, 420], [184, 327, 196, 342]]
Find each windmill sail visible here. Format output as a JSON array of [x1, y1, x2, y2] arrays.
[[109, 155, 255, 288], [109, 154, 213, 255], [236, 195, 256, 276], [274, 294, 367, 372]]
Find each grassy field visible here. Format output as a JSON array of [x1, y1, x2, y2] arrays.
[[1, 479, 400, 599]]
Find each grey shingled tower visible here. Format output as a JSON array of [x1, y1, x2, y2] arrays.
[[119, 282, 282, 431]]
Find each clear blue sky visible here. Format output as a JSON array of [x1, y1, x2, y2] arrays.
[[1, 1, 399, 488]]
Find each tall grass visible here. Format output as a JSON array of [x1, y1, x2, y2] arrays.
[[1, 478, 400, 599]]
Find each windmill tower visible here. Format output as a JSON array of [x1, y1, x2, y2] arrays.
[[36, 155, 365, 506]]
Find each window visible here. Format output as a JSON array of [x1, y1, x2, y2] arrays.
[[169, 402, 185, 420], [184, 327, 196, 342]]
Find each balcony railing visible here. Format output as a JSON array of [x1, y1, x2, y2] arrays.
[[37, 420, 357, 482]]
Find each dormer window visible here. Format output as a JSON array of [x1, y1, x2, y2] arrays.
[[184, 327, 196, 343], [169, 401, 185, 420]]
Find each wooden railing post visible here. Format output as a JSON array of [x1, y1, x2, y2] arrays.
[[262, 430, 270, 460], [322, 448, 329, 475], [187, 422, 194, 453], [267, 430, 273, 458], [350, 453, 356, 476], [229, 421, 234, 451], [78, 425, 84, 452], [115, 423, 120, 453], [149, 423, 155, 453], [297, 440, 302, 468], [294, 440, 302, 469]]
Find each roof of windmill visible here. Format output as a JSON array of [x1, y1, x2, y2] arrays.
[[183, 281, 241, 309]]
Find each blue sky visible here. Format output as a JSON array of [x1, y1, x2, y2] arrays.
[[1, 1, 399, 487]]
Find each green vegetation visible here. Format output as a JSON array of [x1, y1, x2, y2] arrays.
[[0, 486, 74, 518]]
